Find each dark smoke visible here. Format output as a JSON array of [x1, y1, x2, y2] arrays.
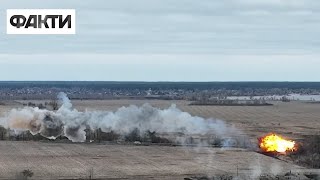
[[40, 114, 63, 139]]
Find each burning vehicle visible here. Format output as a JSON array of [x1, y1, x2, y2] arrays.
[[259, 133, 297, 154]]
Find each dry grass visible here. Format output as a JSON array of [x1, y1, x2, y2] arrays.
[[0, 141, 312, 179]]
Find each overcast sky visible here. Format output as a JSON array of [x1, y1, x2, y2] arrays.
[[0, 0, 320, 81]]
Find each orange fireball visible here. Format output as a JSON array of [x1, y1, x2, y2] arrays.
[[259, 133, 296, 153]]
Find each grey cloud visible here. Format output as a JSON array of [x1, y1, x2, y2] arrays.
[[0, 0, 319, 54]]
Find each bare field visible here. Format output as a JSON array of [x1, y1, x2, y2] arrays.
[[0, 141, 311, 179], [0, 100, 319, 179]]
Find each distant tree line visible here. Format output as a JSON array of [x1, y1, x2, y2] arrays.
[[22, 100, 59, 110], [2, 81, 320, 90], [189, 98, 273, 106], [0, 127, 171, 144], [1, 82, 320, 101]]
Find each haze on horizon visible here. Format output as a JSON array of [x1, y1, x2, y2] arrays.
[[0, 0, 320, 81]]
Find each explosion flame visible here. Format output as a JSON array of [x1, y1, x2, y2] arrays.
[[259, 133, 296, 153]]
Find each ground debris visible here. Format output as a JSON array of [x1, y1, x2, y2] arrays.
[[259, 172, 314, 180], [185, 175, 233, 180], [184, 172, 318, 180]]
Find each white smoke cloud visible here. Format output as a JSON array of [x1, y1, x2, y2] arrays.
[[0, 93, 247, 146], [58, 92, 72, 109]]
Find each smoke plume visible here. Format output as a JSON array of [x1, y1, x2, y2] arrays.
[[0, 92, 247, 145]]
